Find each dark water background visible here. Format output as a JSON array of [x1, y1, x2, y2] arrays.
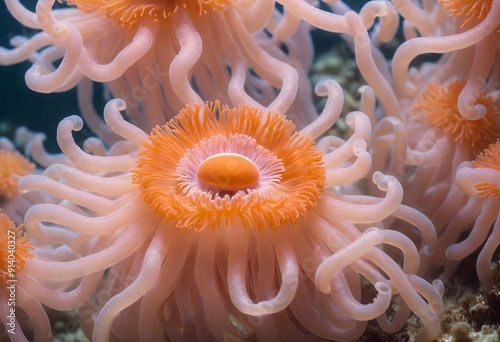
[[0, 0, 81, 151]]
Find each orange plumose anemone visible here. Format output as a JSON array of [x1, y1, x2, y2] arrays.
[[454, 140, 500, 288], [413, 80, 500, 153], [0, 149, 35, 198], [401, 80, 500, 271], [18, 98, 443, 341], [133, 102, 325, 231], [472, 140, 500, 199], [0, 211, 33, 283], [0, 210, 53, 340]]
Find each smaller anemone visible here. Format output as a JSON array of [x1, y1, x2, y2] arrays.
[[399, 80, 500, 272], [413, 80, 500, 153], [0, 210, 33, 282], [0, 148, 34, 199], [453, 141, 500, 288], [471, 140, 500, 199], [0, 210, 50, 342], [0, 132, 61, 226]]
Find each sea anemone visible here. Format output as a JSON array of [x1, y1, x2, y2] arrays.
[[405, 79, 500, 242], [0, 137, 40, 225], [0, 0, 408, 138], [132, 101, 325, 231], [0, 211, 33, 283], [471, 140, 500, 200], [413, 80, 500, 153], [16, 87, 443, 341], [367, 77, 500, 274], [0, 0, 324, 133], [0, 143, 34, 199], [0, 210, 51, 342], [391, 0, 499, 122], [340, 0, 500, 283], [454, 141, 500, 288]]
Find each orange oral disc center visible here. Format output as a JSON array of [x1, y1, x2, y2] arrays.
[[197, 153, 260, 192]]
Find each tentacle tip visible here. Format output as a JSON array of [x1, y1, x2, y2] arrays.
[[375, 3, 389, 17], [374, 281, 391, 294], [363, 227, 385, 244], [345, 111, 366, 126], [110, 98, 127, 111], [9, 36, 28, 47], [343, 10, 357, 20], [444, 245, 463, 261], [372, 170, 384, 184], [353, 139, 368, 151], [421, 244, 434, 258], [314, 273, 331, 295], [386, 116, 401, 126], [314, 79, 340, 97], [458, 103, 486, 120], [358, 85, 373, 94], [60, 115, 84, 131], [52, 23, 67, 35], [353, 147, 365, 157], [44, 164, 63, 178], [16, 178, 30, 194], [15, 127, 47, 143], [83, 137, 102, 153], [432, 279, 445, 295], [455, 166, 476, 195], [374, 172, 398, 191], [26, 63, 47, 77]]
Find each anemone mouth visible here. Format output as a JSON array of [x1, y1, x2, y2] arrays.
[[132, 101, 326, 231], [439, 0, 492, 28], [0, 149, 35, 198], [177, 134, 284, 198], [68, 0, 232, 28], [0, 211, 33, 283], [413, 80, 500, 151]]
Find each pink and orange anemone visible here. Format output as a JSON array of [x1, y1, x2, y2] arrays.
[[413, 80, 500, 153], [0, 149, 35, 199], [133, 101, 325, 231], [15, 96, 443, 341], [0, 211, 33, 283]]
